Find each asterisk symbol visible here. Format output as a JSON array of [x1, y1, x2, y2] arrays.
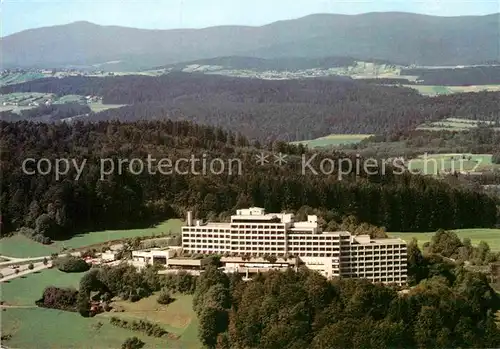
[[274, 153, 288, 166], [255, 152, 269, 166]]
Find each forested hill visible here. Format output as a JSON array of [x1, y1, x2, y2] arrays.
[[3, 12, 499, 69], [3, 73, 500, 141], [1, 120, 497, 241]]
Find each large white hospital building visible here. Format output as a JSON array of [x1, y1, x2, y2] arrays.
[[181, 207, 407, 285]]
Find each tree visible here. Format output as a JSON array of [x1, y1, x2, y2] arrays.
[[121, 337, 144, 349], [53, 256, 90, 273], [34, 213, 57, 238], [157, 289, 173, 305], [492, 153, 500, 165], [28, 263, 34, 270], [42, 257, 48, 266], [407, 238, 428, 285]]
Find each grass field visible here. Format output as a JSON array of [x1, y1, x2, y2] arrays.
[[1, 267, 200, 348], [389, 229, 500, 251], [88, 102, 126, 112], [97, 293, 200, 348], [406, 153, 497, 174], [0, 219, 183, 258], [1, 269, 82, 306], [291, 134, 372, 148], [417, 117, 497, 131]]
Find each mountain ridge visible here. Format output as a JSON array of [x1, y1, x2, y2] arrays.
[[3, 12, 499, 69]]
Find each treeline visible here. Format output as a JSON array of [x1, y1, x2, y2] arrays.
[[424, 230, 499, 266], [3, 73, 500, 140], [194, 260, 500, 348], [401, 66, 500, 85], [1, 103, 91, 122], [1, 121, 498, 241]]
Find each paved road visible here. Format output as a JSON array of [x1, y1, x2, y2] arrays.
[[0, 261, 49, 282], [0, 251, 81, 268]]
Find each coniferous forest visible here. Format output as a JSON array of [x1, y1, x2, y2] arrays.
[[2, 73, 499, 141], [1, 120, 497, 242]]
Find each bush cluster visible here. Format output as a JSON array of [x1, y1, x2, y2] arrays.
[[36, 286, 78, 312], [110, 317, 168, 338], [53, 256, 90, 273]]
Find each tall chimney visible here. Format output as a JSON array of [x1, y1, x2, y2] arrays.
[[187, 211, 193, 226]]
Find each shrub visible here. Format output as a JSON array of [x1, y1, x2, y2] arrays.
[[53, 256, 90, 273], [493, 153, 500, 165], [110, 317, 168, 338], [157, 289, 173, 305], [121, 337, 145, 349], [32, 234, 52, 244], [36, 286, 78, 311]]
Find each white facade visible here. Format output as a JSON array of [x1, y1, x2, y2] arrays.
[[182, 207, 407, 285], [131, 247, 182, 266]]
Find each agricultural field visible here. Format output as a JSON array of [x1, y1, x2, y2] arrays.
[[0, 92, 125, 114], [406, 153, 498, 175], [390, 228, 500, 251], [0, 219, 183, 258], [0, 72, 47, 86], [416, 117, 498, 131], [405, 84, 500, 96], [0, 268, 199, 349], [88, 101, 126, 112], [291, 134, 372, 148]]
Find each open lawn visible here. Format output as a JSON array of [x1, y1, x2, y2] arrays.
[[1, 307, 178, 349], [1, 269, 200, 348], [1, 268, 82, 306], [406, 153, 497, 175], [0, 219, 183, 258], [291, 134, 372, 148], [389, 229, 500, 251], [97, 293, 200, 348]]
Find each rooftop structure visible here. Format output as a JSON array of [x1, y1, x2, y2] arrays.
[[182, 208, 407, 285]]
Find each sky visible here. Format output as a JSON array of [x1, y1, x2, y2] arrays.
[[2, 0, 499, 36]]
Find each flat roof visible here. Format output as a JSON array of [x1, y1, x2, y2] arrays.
[[371, 238, 407, 245]]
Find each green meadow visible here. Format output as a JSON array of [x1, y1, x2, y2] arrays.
[[0, 219, 183, 258], [390, 229, 500, 251], [291, 134, 372, 148], [1, 265, 200, 348], [406, 153, 497, 175]]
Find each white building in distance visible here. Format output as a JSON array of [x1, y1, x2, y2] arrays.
[[182, 207, 407, 285]]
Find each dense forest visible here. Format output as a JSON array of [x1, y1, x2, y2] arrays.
[[349, 128, 500, 159], [1, 121, 497, 242], [2, 73, 500, 141], [192, 249, 500, 349]]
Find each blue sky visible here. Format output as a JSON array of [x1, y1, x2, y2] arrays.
[[2, 0, 499, 36]]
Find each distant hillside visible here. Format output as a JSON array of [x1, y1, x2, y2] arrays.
[[3, 73, 499, 141], [161, 56, 397, 72], [3, 12, 499, 69]]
